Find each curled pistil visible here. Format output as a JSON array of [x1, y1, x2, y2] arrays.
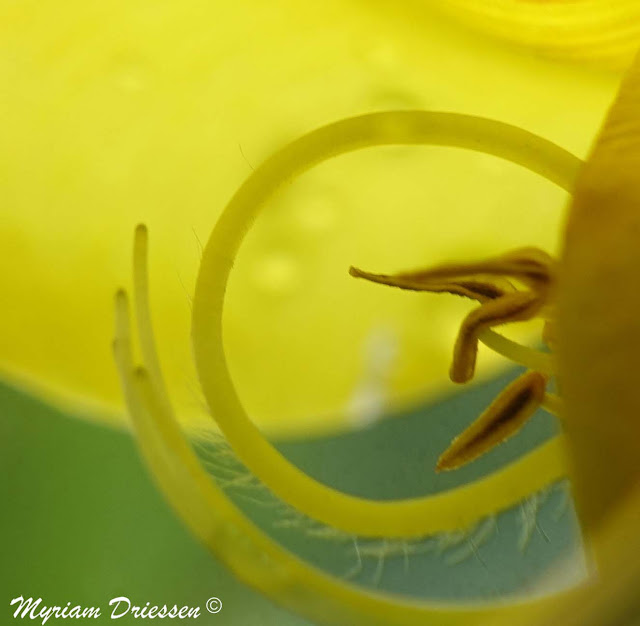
[[114, 109, 591, 624], [189, 111, 577, 537]]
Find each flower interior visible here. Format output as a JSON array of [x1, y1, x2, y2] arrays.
[[113, 109, 595, 625]]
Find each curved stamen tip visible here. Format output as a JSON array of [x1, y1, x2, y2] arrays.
[[135, 223, 149, 239], [113, 288, 132, 360], [114, 288, 130, 326], [349, 266, 389, 285]]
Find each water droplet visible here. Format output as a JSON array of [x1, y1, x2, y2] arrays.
[[117, 70, 145, 92], [347, 327, 398, 428], [253, 252, 299, 293], [109, 53, 147, 92], [293, 196, 337, 235], [366, 42, 398, 71]]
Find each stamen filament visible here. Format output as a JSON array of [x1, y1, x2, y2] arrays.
[[480, 329, 556, 376], [133, 224, 173, 417], [437, 371, 547, 472], [542, 393, 564, 417]]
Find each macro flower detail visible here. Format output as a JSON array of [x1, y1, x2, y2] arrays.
[[113, 109, 589, 624], [5, 2, 640, 625], [188, 110, 577, 539], [3, 0, 624, 438], [350, 246, 561, 472]]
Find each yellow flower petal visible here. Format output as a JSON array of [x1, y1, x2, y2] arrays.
[[436, 0, 640, 69], [0, 1, 622, 434], [558, 51, 640, 535], [513, 48, 640, 625]]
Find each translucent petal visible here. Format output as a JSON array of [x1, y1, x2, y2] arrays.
[[437, 0, 640, 69], [558, 51, 640, 531], [0, 1, 623, 434]]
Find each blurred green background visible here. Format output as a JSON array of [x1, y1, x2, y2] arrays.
[[2, 366, 583, 625]]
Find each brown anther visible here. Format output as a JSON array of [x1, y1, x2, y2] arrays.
[[349, 266, 516, 303], [436, 371, 547, 472], [352, 248, 554, 290], [450, 290, 544, 383], [350, 247, 557, 471]]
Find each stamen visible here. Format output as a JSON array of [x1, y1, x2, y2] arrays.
[[349, 266, 516, 303], [437, 371, 547, 472], [451, 290, 544, 383], [352, 250, 556, 384], [114, 289, 132, 359], [133, 224, 173, 416], [352, 245, 560, 467], [352, 248, 553, 290], [479, 329, 556, 376]]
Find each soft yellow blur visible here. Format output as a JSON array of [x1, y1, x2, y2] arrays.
[[0, 1, 625, 435], [558, 49, 640, 533], [436, 0, 640, 69]]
